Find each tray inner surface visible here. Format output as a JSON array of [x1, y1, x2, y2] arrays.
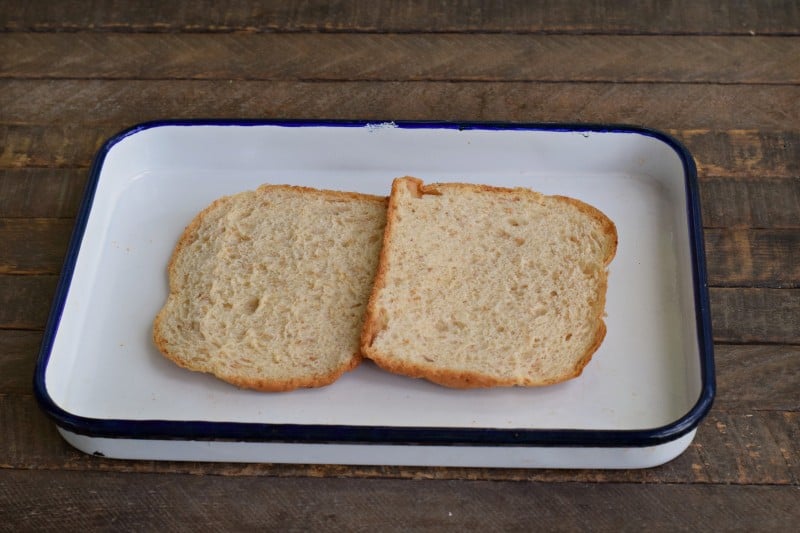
[[44, 125, 702, 433]]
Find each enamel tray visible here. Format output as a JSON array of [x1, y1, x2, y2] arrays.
[[34, 120, 715, 468]]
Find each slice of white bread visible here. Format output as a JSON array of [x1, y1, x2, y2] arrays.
[[361, 177, 617, 388], [153, 184, 387, 391]]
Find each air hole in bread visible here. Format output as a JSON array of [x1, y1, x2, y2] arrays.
[[245, 296, 260, 314]]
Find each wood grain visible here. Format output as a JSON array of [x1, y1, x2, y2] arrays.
[[0, 331, 40, 394], [1, 394, 797, 485], [2, 81, 799, 130], [678, 130, 800, 179], [0, 169, 88, 218], [1, 0, 799, 35], [0, 129, 800, 197], [762, 411, 800, 482], [0, 276, 58, 330], [0, 219, 72, 274], [9, 170, 794, 229], [0, 463, 798, 532], [715, 345, 800, 412], [711, 288, 800, 344], [1, 125, 798, 182], [0, 0, 797, 525], [3, 217, 799, 290], [684, 410, 799, 485], [3, 33, 799, 84], [6, 328, 799, 410], [705, 229, 800, 288], [0, 124, 113, 169], [0, 274, 797, 346], [700, 177, 800, 228]]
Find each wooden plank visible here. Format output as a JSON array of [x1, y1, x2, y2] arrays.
[[0, 331, 41, 394], [682, 410, 799, 486], [1, 393, 797, 485], [700, 177, 800, 228], [0, 222, 795, 287], [715, 345, 800, 412], [711, 288, 800, 344], [0, 124, 113, 169], [705, 229, 800, 288], [1, 0, 798, 35], [2, 81, 800, 130], [0, 279, 797, 347], [0, 169, 88, 218], [5, 332, 799, 412], [0, 393, 70, 468], [2, 171, 795, 231], [4, 216, 799, 289], [678, 130, 800, 179], [685, 410, 799, 485], [762, 411, 800, 482], [0, 466, 798, 530], [1, 179, 798, 247], [0, 276, 58, 330], [0, 219, 72, 274], [1, 125, 798, 182], [3, 33, 799, 84]]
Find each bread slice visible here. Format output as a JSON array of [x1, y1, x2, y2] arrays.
[[153, 184, 387, 392], [361, 177, 617, 388]]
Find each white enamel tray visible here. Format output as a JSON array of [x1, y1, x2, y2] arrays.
[[35, 120, 715, 469]]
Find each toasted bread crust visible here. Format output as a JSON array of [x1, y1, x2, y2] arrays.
[[360, 177, 617, 388]]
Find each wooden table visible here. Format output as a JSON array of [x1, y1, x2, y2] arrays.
[[1, 1, 798, 529]]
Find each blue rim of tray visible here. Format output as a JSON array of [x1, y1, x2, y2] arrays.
[[33, 119, 715, 448]]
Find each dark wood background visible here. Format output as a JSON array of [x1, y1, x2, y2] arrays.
[[1, 1, 798, 530]]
